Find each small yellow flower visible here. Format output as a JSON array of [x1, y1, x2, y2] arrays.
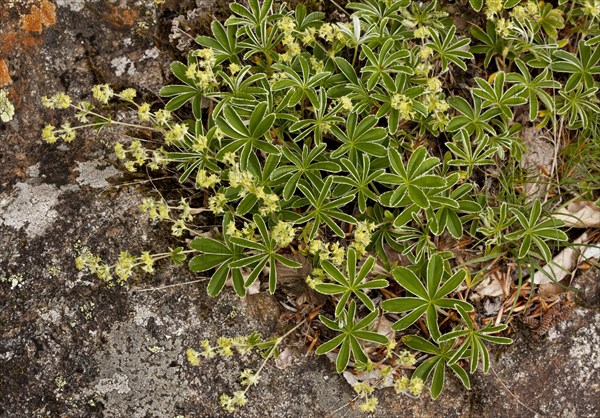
[[60, 123, 76, 142], [119, 88, 137, 101], [208, 193, 227, 214], [409, 377, 425, 396], [394, 376, 410, 393], [186, 348, 201, 366], [271, 221, 295, 248], [420, 46, 434, 60], [41, 124, 57, 143], [140, 251, 155, 273], [414, 26, 431, 39], [277, 16, 296, 34], [301, 27, 317, 44], [358, 396, 378, 412], [114, 143, 126, 160], [200, 340, 216, 358], [154, 109, 172, 125], [390, 94, 415, 121], [91, 84, 114, 104], [339, 96, 353, 112], [239, 369, 260, 386], [138, 103, 151, 122], [229, 62, 241, 75]]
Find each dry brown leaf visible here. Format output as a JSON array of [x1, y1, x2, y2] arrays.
[[469, 276, 504, 301], [533, 232, 588, 284], [555, 201, 600, 228], [520, 127, 555, 201]]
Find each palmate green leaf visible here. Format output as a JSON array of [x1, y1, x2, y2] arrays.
[[329, 112, 387, 159], [472, 72, 527, 121], [382, 254, 472, 340], [188, 215, 246, 297], [297, 176, 357, 240], [404, 335, 470, 399], [378, 147, 445, 209], [506, 200, 568, 262], [316, 301, 388, 373], [552, 40, 600, 92], [315, 248, 388, 317], [427, 26, 473, 73], [226, 214, 302, 294], [332, 155, 384, 213], [440, 305, 512, 373]]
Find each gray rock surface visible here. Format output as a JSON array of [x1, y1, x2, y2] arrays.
[[1, 1, 599, 417]]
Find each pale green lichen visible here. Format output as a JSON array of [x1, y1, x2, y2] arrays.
[[0, 89, 15, 123]]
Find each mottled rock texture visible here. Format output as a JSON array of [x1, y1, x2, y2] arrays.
[[1, 1, 599, 417]]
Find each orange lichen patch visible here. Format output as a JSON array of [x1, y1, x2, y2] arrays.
[[102, 3, 140, 28], [0, 32, 43, 55], [40, 0, 57, 26], [0, 59, 11, 86], [20, 0, 56, 33]]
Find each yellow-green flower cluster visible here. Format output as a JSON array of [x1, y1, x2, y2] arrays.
[[339, 96, 353, 112], [390, 94, 415, 120], [217, 336, 235, 357], [91, 84, 114, 104], [306, 268, 325, 289], [138, 103, 152, 122], [353, 381, 375, 396], [75, 247, 103, 275], [277, 16, 301, 62], [140, 251, 155, 273], [140, 197, 170, 221], [352, 221, 376, 255], [186, 348, 201, 366], [413, 26, 431, 39], [307, 240, 345, 265], [0, 89, 15, 122], [186, 48, 216, 89], [318, 22, 345, 43], [196, 169, 220, 189], [510, 1, 539, 20], [277, 15, 296, 34], [258, 193, 280, 215], [485, 0, 504, 19], [358, 396, 378, 413], [301, 27, 317, 45], [271, 221, 296, 248], [154, 109, 172, 126], [114, 251, 137, 284], [192, 134, 208, 152], [177, 198, 193, 222], [495, 18, 515, 37], [239, 369, 260, 387], [171, 218, 187, 237], [119, 88, 137, 102], [229, 165, 255, 196], [121, 140, 148, 172], [200, 340, 217, 359], [229, 62, 241, 75], [208, 193, 227, 214], [396, 350, 417, 366], [227, 221, 257, 240], [41, 125, 57, 143], [394, 376, 425, 396], [41, 92, 71, 109], [164, 123, 188, 145], [220, 391, 247, 413]]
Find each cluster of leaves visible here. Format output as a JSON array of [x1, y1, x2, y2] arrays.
[[41, 0, 600, 410]]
